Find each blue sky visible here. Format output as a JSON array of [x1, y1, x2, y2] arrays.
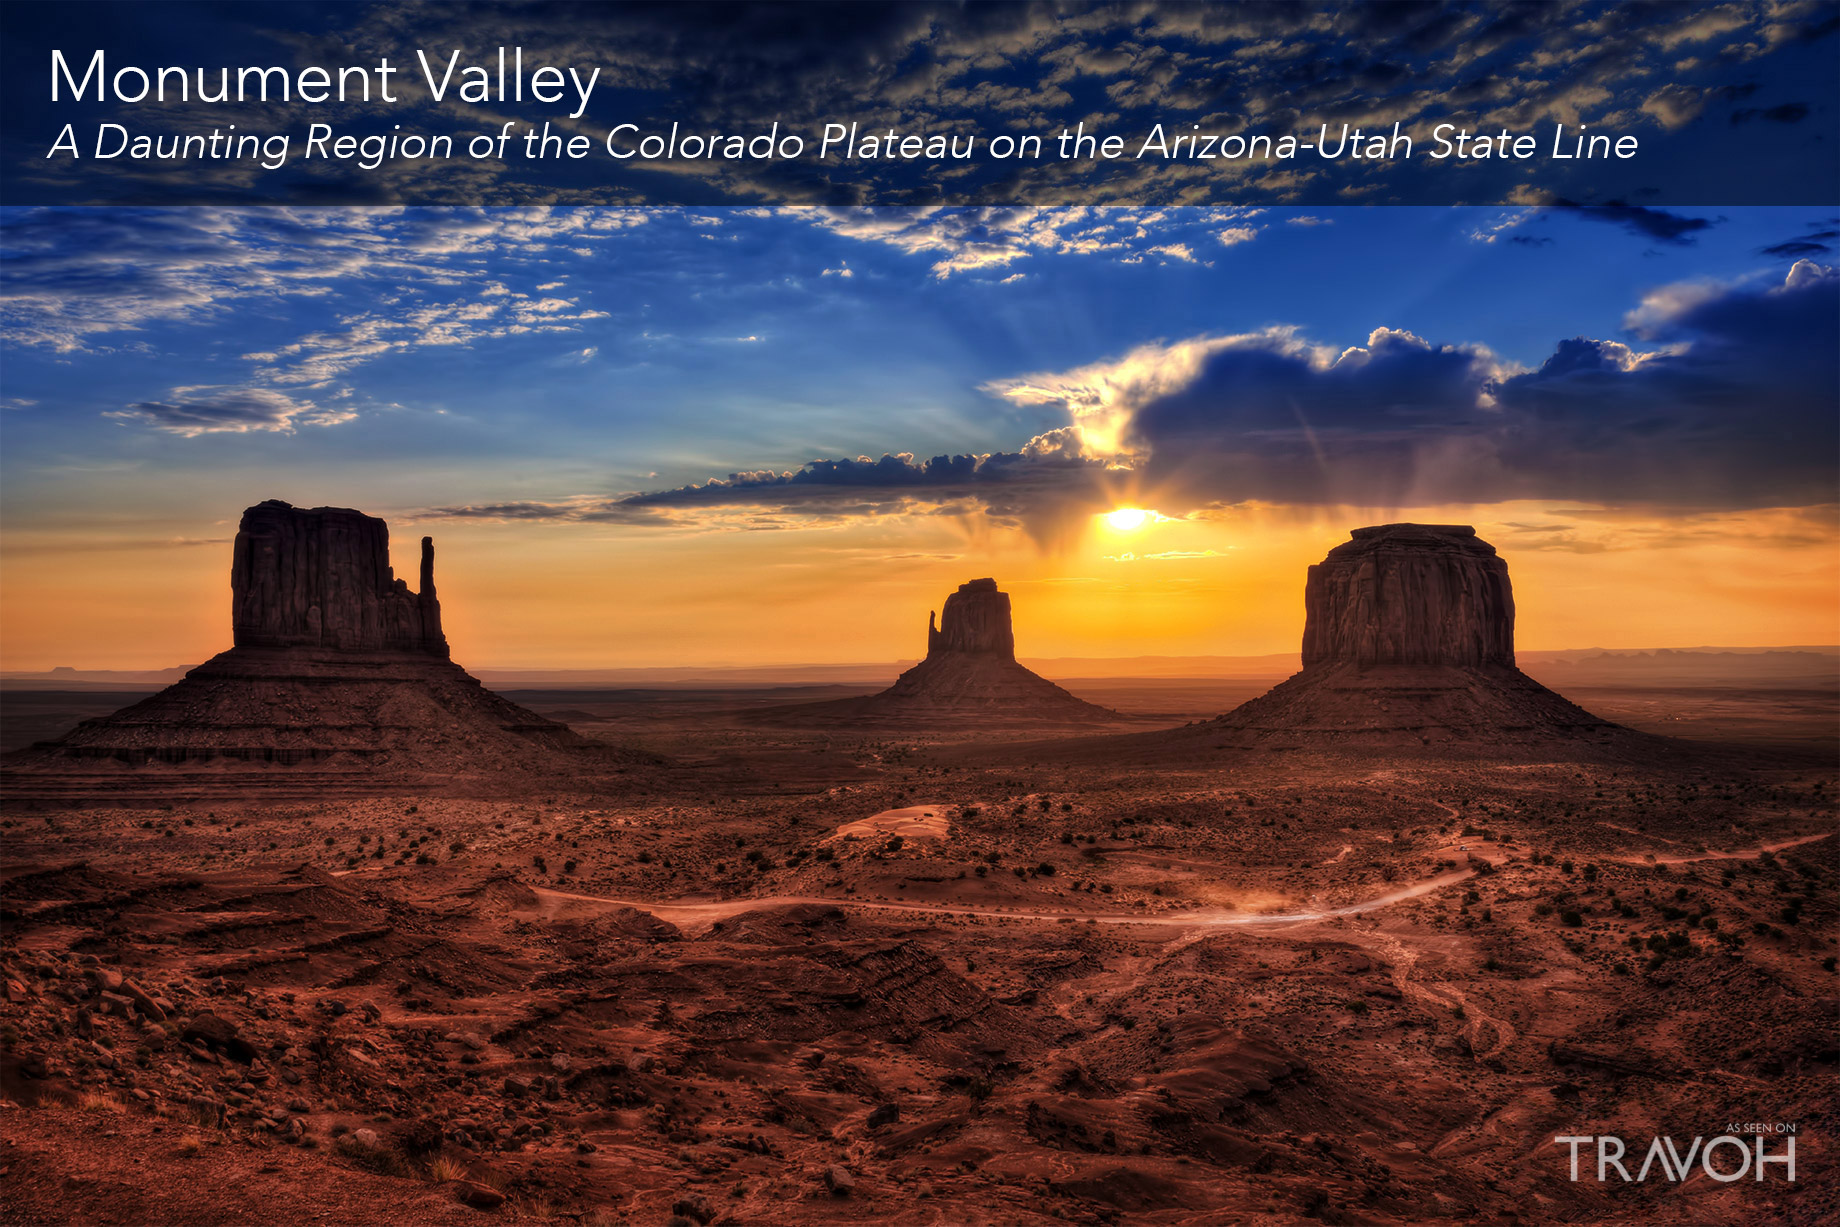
[[3, 203, 1833, 506], [2, 204, 1836, 668]]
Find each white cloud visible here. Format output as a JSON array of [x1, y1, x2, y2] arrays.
[[105, 386, 354, 437]]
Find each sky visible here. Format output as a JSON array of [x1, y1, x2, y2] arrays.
[[1, 203, 1836, 669], [7, 0, 1836, 207]]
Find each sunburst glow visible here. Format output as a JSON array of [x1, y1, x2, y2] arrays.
[[1103, 507, 1152, 532]]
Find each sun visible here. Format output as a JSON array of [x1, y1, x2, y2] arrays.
[[1103, 507, 1152, 532]]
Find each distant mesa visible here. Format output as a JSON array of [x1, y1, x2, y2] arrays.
[[4, 500, 643, 800], [757, 578, 1120, 726], [1211, 524, 1621, 745]]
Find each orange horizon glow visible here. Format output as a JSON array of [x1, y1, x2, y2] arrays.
[[1, 500, 1835, 671]]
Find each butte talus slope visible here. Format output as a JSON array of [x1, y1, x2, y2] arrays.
[[764, 578, 1120, 726], [1212, 524, 1622, 745], [3, 500, 638, 799]]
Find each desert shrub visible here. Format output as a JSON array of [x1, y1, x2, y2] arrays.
[[1560, 910, 1583, 927], [426, 1155, 468, 1183], [335, 1135, 413, 1177]]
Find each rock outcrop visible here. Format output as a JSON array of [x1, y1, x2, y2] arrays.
[[1212, 525, 1619, 746], [232, 501, 446, 654], [756, 578, 1119, 727], [1301, 525, 1513, 669], [926, 579, 1016, 659], [4, 501, 645, 800]]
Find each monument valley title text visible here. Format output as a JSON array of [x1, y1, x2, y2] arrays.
[[46, 48, 1642, 173]]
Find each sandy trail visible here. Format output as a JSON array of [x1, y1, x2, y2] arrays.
[[530, 867, 1482, 932], [1607, 831, 1828, 866], [524, 829, 1827, 935]]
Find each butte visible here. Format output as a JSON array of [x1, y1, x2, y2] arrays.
[[761, 578, 1120, 727], [1208, 523, 1623, 746], [2, 500, 639, 801]]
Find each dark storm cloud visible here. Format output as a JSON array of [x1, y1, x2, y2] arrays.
[[428, 446, 1116, 536], [589, 260, 1839, 521], [1760, 239, 1832, 257], [1488, 261, 1840, 508], [1553, 203, 1721, 246], [1760, 225, 1839, 258], [1732, 102, 1813, 124]]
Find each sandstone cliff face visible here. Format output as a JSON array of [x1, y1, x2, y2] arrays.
[[1301, 524, 1513, 670], [1214, 523, 1619, 745], [926, 578, 1016, 660], [231, 500, 446, 655], [6, 499, 651, 794]]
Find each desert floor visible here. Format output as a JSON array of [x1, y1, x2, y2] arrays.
[[2, 679, 1835, 1226]]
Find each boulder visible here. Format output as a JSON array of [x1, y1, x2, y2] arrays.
[[181, 1013, 257, 1064]]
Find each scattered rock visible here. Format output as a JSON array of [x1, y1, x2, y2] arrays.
[[181, 1013, 256, 1064], [452, 1180, 505, 1209], [671, 1193, 715, 1224]]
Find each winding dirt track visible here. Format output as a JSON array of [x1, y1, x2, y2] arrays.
[[533, 868, 1483, 931], [528, 831, 1828, 934]]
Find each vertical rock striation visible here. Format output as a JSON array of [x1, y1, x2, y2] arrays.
[[926, 578, 1017, 660], [230, 500, 447, 656], [1213, 524, 1618, 745], [4, 498, 646, 794], [1301, 524, 1514, 669]]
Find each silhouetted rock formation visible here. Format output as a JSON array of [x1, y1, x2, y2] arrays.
[[1213, 525, 1619, 746], [755, 578, 1119, 727], [232, 501, 446, 654], [4, 501, 646, 800], [1302, 525, 1513, 669], [927, 578, 1016, 659]]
